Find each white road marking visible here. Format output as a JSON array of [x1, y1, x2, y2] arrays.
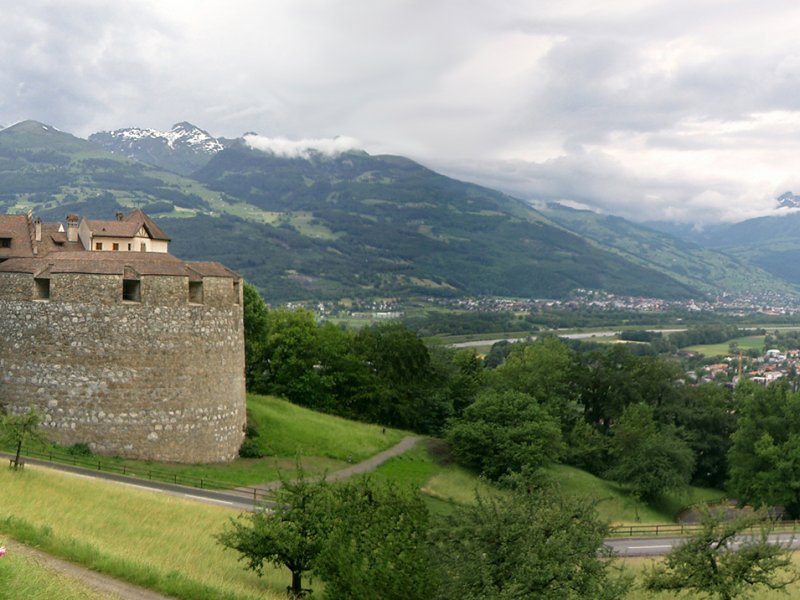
[[185, 494, 234, 506]]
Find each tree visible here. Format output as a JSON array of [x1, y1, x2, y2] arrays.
[[430, 473, 631, 600], [606, 403, 694, 503], [728, 381, 800, 517], [658, 384, 735, 488], [315, 478, 434, 600], [495, 336, 580, 430], [217, 474, 331, 598], [353, 322, 447, 432], [445, 389, 563, 480], [645, 507, 797, 600], [261, 308, 322, 406], [242, 282, 270, 392], [1, 409, 45, 469]]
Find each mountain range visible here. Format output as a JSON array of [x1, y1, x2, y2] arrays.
[[0, 119, 796, 303]]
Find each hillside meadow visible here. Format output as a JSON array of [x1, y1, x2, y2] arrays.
[[0, 466, 283, 600]]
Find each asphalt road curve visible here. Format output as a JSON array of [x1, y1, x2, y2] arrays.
[[606, 532, 800, 557]]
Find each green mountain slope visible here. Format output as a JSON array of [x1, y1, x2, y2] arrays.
[[183, 144, 699, 300], [538, 203, 797, 296], [0, 119, 764, 302], [690, 212, 800, 285]]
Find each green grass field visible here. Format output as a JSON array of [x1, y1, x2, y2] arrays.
[[0, 466, 282, 599], [683, 334, 765, 356]]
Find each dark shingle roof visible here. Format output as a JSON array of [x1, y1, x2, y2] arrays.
[[0, 251, 239, 279]]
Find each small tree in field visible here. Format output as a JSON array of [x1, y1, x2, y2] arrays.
[[645, 507, 798, 600], [1, 408, 44, 469], [217, 474, 331, 598]]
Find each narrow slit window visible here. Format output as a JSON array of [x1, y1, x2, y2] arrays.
[[34, 278, 50, 300], [233, 280, 241, 305], [189, 281, 203, 304], [122, 279, 141, 302]]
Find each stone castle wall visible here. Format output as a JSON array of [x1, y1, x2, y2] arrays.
[[0, 272, 246, 463]]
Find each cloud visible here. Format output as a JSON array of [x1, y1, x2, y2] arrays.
[[5, 1, 800, 224], [244, 134, 361, 159], [433, 148, 779, 226]]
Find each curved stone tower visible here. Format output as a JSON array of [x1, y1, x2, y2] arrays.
[[0, 211, 246, 463]]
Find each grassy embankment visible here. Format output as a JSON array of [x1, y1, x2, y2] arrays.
[[0, 466, 282, 600], [21, 394, 407, 488]]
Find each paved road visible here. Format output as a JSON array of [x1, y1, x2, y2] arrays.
[[449, 328, 691, 349], [607, 532, 800, 557]]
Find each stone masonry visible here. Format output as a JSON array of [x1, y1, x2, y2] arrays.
[[0, 210, 246, 464], [0, 271, 246, 463]]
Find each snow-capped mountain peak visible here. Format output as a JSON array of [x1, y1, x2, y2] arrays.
[[88, 122, 225, 174]]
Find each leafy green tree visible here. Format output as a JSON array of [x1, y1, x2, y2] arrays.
[[606, 403, 694, 502], [1, 408, 45, 469], [445, 389, 563, 480], [261, 308, 322, 405], [430, 473, 631, 600], [645, 507, 797, 600], [576, 346, 682, 433], [217, 474, 331, 598], [315, 478, 434, 600], [564, 418, 609, 474], [428, 345, 484, 417], [242, 282, 270, 392], [353, 322, 448, 432], [659, 384, 735, 488], [495, 336, 579, 429], [728, 381, 800, 517]]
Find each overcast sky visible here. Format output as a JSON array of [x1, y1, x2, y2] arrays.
[[3, 0, 800, 225]]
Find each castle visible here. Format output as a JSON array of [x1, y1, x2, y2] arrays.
[[0, 209, 246, 463]]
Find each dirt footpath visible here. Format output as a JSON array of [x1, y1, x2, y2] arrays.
[[239, 435, 421, 494], [7, 540, 172, 600]]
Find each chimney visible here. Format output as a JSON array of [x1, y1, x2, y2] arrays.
[[34, 217, 42, 242], [115, 211, 124, 221], [66, 214, 79, 243]]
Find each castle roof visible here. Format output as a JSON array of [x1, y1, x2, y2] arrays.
[[0, 251, 239, 279], [0, 210, 237, 280], [82, 209, 170, 241], [0, 214, 34, 258]]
